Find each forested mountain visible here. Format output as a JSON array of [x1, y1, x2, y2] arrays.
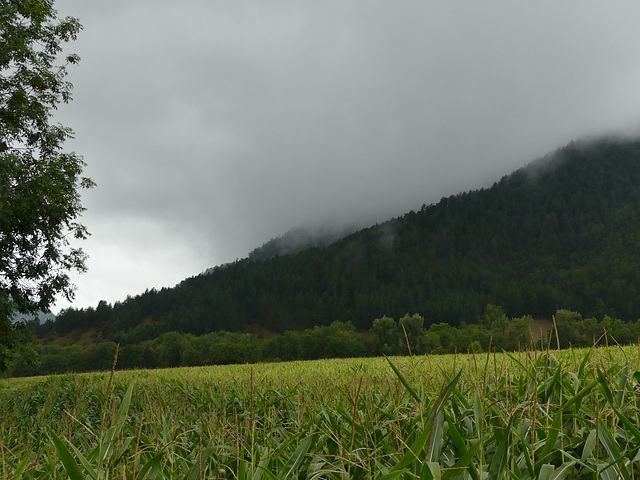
[[44, 137, 640, 343]]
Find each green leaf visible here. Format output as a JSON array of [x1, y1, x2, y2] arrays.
[[613, 406, 640, 443], [488, 415, 513, 479], [280, 433, 317, 480], [441, 432, 481, 480], [615, 365, 629, 407], [596, 367, 615, 405], [598, 420, 631, 480], [185, 445, 215, 480], [562, 379, 598, 410], [420, 462, 441, 480], [472, 392, 483, 441], [581, 429, 597, 462], [99, 383, 134, 467], [386, 356, 420, 403], [106, 383, 134, 438], [377, 469, 411, 480], [387, 424, 432, 473], [535, 406, 563, 472], [66, 441, 98, 479], [427, 409, 445, 462], [49, 430, 86, 480], [7, 455, 30, 477], [135, 452, 164, 480], [577, 349, 592, 377], [550, 461, 576, 480], [559, 450, 596, 474], [539, 463, 554, 480], [258, 468, 282, 480]]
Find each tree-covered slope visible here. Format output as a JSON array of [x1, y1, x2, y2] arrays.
[[46, 137, 640, 341]]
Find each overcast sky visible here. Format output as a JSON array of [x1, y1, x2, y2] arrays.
[[51, 0, 640, 312]]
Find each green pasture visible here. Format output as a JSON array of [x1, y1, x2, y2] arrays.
[[2, 345, 640, 478]]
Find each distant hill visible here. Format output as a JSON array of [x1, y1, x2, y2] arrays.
[[44, 136, 640, 342]]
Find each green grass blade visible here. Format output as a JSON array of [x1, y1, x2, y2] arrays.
[[49, 430, 88, 480], [559, 449, 596, 474], [386, 369, 463, 474], [615, 365, 629, 407], [387, 425, 431, 473], [505, 351, 527, 371], [435, 370, 463, 412], [441, 440, 481, 480], [443, 411, 481, 480], [104, 383, 134, 443], [598, 420, 631, 480], [562, 379, 598, 410], [97, 383, 134, 469], [487, 415, 513, 479], [420, 462, 441, 480], [135, 452, 165, 480], [258, 468, 282, 480], [613, 406, 640, 442], [8, 455, 30, 478], [378, 470, 411, 480], [539, 463, 554, 480], [596, 367, 615, 405], [550, 461, 576, 480], [535, 407, 563, 472], [472, 392, 483, 442], [427, 409, 445, 462], [280, 433, 317, 480], [386, 356, 420, 403], [67, 441, 100, 479], [185, 445, 215, 480], [581, 429, 597, 463]]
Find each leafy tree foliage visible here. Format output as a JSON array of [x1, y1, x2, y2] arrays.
[[372, 316, 400, 355], [0, 1, 90, 370], [14, 308, 640, 376]]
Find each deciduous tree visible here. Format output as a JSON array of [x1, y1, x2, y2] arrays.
[[0, 0, 90, 370]]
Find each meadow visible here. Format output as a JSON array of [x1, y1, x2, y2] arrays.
[[2, 344, 640, 479]]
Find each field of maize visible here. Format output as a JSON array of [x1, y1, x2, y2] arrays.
[[2, 345, 640, 479]]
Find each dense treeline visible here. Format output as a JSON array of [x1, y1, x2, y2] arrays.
[[39, 137, 640, 341], [12, 307, 640, 377]]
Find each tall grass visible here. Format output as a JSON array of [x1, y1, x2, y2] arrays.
[[1, 346, 640, 478]]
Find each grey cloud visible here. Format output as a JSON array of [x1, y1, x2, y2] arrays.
[[52, 0, 640, 310]]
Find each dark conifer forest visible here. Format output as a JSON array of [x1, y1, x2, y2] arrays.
[[18, 136, 640, 374]]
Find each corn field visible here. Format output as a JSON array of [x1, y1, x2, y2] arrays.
[[2, 346, 640, 479]]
